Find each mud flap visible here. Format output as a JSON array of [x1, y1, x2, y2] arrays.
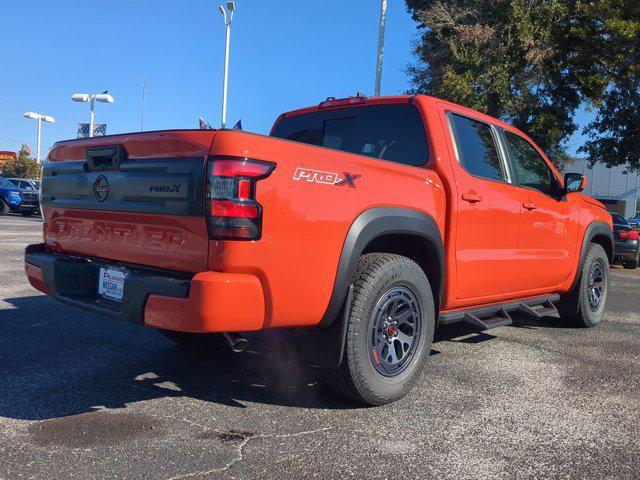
[[292, 284, 353, 368]]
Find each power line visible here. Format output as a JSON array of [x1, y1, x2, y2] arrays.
[[0, 112, 76, 135], [0, 134, 29, 144], [0, 103, 79, 127]]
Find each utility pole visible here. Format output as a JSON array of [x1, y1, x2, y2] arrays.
[[219, 2, 236, 129], [141, 79, 146, 131], [374, 0, 388, 97]]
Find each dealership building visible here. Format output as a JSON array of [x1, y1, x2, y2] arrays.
[[565, 159, 640, 218]]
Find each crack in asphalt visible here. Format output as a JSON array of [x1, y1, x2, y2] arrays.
[[167, 426, 334, 479]]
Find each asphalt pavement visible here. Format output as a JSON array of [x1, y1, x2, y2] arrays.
[[1, 214, 639, 479]]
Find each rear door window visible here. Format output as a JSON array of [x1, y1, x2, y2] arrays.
[[448, 113, 506, 182], [271, 104, 429, 167]]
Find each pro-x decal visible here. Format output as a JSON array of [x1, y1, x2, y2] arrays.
[[293, 167, 361, 188]]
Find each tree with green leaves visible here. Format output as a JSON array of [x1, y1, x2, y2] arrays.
[[405, 0, 640, 170], [1, 145, 42, 179]]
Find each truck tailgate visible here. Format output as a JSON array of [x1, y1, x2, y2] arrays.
[[42, 131, 215, 273]]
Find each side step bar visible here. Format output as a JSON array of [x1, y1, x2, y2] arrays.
[[518, 299, 558, 318], [463, 307, 512, 330], [439, 295, 560, 331]]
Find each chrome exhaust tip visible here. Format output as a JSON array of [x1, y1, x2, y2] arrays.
[[222, 332, 250, 353]]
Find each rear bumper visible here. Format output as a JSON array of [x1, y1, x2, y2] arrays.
[[614, 240, 639, 261], [24, 243, 265, 333], [15, 204, 37, 212]]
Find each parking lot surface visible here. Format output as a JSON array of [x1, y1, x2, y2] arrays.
[[1, 215, 639, 479]]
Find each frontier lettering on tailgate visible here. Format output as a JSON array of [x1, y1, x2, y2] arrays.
[[49, 220, 188, 253]]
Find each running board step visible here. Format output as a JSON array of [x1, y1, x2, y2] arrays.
[[518, 300, 558, 319], [438, 294, 561, 328], [463, 308, 513, 330]]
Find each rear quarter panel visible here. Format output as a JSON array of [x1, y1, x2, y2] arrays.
[[209, 131, 446, 328]]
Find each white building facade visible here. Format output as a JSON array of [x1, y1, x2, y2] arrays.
[[565, 159, 640, 218]]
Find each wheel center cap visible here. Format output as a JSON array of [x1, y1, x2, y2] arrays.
[[387, 325, 397, 337]]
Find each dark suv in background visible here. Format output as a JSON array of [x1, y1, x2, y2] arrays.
[[612, 213, 639, 269]]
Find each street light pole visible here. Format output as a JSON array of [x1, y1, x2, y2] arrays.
[[374, 0, 388, 97], [219, 2, 235, 129], [71, 92, 115, 138], [37, 116, 42, 162], [89, 96, 96, 138], [23, 112, 55, 163]]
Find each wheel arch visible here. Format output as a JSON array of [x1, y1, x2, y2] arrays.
[[569, 221, 613, 293], [318, 206, 445, 328]]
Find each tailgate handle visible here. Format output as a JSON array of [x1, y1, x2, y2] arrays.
[[85, 146, 127, 171]]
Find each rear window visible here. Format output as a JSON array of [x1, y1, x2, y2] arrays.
[[271, 104, 429, 167]]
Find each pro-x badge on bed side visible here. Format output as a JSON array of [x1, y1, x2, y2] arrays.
[[293, 167, 361, 188]]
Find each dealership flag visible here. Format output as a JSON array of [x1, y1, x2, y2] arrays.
[[77, 123, 107, 139], [198, 117, 212, 130]]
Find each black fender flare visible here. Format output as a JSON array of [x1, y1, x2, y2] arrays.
[[568, 221, 613, 292], [295, 207, 445, 367], [319, 206, 445, 328]]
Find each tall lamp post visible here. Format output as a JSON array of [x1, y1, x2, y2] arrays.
[[23, 111, 55, 163], [71, 92, 115, 137], [374, 0, 388, 97], [219, 1, 235, 129]]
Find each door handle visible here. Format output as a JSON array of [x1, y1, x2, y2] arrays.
[[461, 191, 483, 203], [522, 201, 537, 210]]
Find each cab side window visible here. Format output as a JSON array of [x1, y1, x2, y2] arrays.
[[504, 132, 559, 196], [449, 113, 506, 182]]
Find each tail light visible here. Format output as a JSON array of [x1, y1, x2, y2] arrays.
[[619, 230, 639, 240], [205, 157, 275, 240]]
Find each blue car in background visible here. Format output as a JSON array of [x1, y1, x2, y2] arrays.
[[0, 177, 40, 216], [628, 215, 640, 230]]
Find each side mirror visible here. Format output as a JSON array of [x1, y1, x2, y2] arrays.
[[563, 173, 586, 194]]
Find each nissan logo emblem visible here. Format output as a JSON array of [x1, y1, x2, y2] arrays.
[[93, 175, 110, 202]]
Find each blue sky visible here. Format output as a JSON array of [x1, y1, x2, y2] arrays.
[[0, 0, 421, 155], [0, 0, 590, 158]]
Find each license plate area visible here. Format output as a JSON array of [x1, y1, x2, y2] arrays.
[[98, 267, 127, 302]]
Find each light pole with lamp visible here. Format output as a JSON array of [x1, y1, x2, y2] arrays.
[[23, 112, 55, 163], [218, 1, 235, 129], [71, 92, 115, 137]]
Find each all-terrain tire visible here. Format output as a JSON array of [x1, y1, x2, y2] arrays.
[[0, 201, 9, 215], [558, 243, 609, 328], [323, 253, 435, 406]]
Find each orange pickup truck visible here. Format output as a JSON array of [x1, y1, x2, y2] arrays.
[[25, 95, 613, 405]]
